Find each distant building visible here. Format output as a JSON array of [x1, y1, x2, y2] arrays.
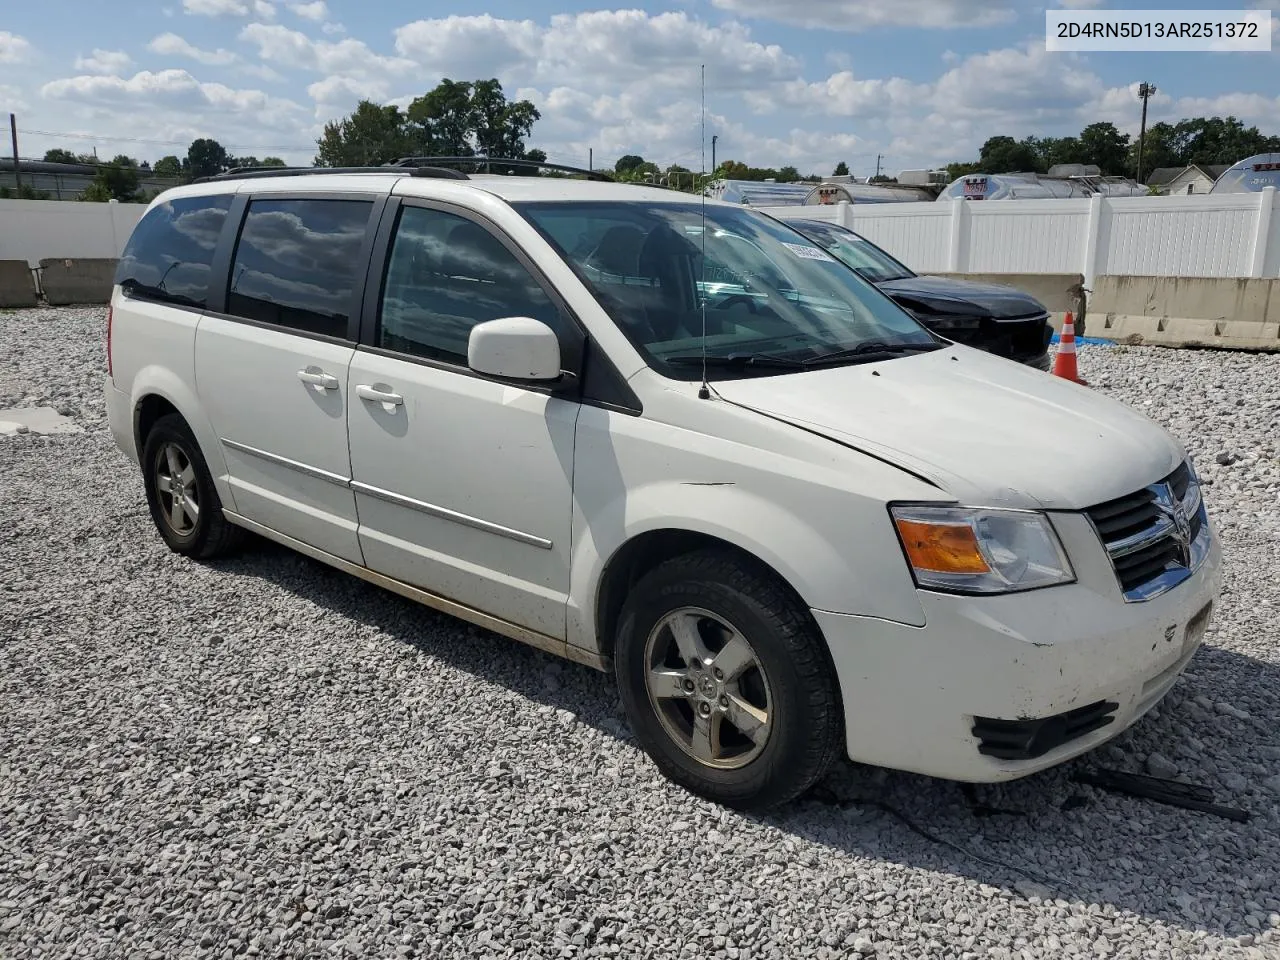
[[0, 159, 179, 200], [938, 169, 1147, 201], [1145, 164, 1231, 195], [1208, 154, 1280, 194]]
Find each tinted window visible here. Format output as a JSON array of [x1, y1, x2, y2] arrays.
[[518, 201, 932, 380], [792, 220, 914, 283], [115, 194, 233, 309], [378, 206, 563, 364], [227, 198, 372, 339]]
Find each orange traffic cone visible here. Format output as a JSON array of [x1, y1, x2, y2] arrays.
[[1052, 312, 1088, 385]]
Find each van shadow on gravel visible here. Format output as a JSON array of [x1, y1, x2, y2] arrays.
[[214, 538, 1279, 942]]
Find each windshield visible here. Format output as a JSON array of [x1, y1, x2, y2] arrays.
[[517, 201, 935, 380], [789, 219, 915, 283]]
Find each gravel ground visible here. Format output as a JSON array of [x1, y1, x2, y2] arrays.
[[2, 306, 1278, 960]]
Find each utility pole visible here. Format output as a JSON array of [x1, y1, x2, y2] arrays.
[[875, 153, 883, 180], [588, 147, 592, 173], [1136, 81, 1156, 186], [8, 114, 19, 190], [711, 135, 718, 174]]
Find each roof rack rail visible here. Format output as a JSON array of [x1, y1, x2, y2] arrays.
[[391, 156, 614, 182], [195, 165, 469, 183]]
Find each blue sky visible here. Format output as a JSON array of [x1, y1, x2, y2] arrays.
[[1, 0, 1276, 176]]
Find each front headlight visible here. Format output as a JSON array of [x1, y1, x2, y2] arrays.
[[890, 504, 1075, 594]]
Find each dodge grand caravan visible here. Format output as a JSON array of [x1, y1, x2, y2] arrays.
[[104, 163, 1221, 809]]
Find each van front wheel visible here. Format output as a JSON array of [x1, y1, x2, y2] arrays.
[[615, 549, 844, 809]]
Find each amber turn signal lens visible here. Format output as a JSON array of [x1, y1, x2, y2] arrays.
[[894, 518, 991, 574]]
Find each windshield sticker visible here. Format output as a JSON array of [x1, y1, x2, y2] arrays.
[[782, 242, 833, 261]]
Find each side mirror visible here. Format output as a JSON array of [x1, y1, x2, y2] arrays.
[[467, 316, 562, 382]]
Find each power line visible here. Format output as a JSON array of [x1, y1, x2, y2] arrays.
[[19, 127, 313, 152]]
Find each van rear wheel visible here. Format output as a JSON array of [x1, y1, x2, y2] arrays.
[[141, 413, 244, 559], [615, 549, 843, 809]]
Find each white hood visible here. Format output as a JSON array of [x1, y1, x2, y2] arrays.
[[712, 345, 1183, 511]]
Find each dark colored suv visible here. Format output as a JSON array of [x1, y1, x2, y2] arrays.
[[790, 218, 1054, 370]]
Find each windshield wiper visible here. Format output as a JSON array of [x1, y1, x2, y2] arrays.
[[664, 353, 809, 370], [801, 341, 943, 365]]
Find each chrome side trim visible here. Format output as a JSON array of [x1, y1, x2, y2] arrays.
[[221, 437, 350, 487], [221, 509, 608, 672], [350, 480, 553, 550]]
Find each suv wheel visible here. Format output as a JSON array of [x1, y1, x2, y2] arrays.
[[141, 413, 244, 559], [615, 549, 843, 809]]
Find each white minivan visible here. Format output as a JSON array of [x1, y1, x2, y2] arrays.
[[104, 162, 1221, 808]]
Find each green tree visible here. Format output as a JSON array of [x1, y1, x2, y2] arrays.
[[615, 154, 645, 174], [1078, 122, 1130, 175], [405, 78, 475, 157], [945, 161, 982, 181], [43, 148, 79, 164], [977, 136, 1040, 173], [79, 182, 113, 202], [0, 184, 51, 199], [92, 155, 142, 201], [833, 160, 849, 176], [186, 138, 229, 179], [261, 156, 287, 167], [153, 155, 183, 179], [316, 101, 414, 167], [471, 79, 540, 172]]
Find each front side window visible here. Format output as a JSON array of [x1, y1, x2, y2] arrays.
[[790, 220, 915, 283], [115, 193, 233, 309], [518, 201, 935, 380], [227, 198, 372, 339], [378, 205, 563, 365]]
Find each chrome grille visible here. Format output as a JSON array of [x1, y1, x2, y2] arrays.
[[1085, 461, 1209, 602]]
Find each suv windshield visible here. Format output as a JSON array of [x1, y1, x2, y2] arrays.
[[789, 219, 915, 283], [517, 201, 936, 380]]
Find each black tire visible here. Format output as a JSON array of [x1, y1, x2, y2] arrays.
[[141, 412, 244, 559], [615, 548, 844, 809]]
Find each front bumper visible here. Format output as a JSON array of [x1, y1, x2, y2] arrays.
[[815, 516, 1223, 782]]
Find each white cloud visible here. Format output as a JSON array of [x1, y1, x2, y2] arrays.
[[745, 71, 929, 118], [708, 0, 1016, 31], [183, 0, 275, 18], [240, 23, 416, 78], [0, 84, 28, 112], [321, 22, 346, 35], [148, 33, 239, 66], [391, 11, 798, 91], [0, 31, 33, 63], [307, 75, 392, 120], [288, 1, 328, 21], [73, 49, 134, 75], [40, 69, 305, 130], [1058, 0, 1106, 7]]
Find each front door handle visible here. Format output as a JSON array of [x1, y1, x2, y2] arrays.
[[355, 384, 404, 406], [297, 368, 340, 390]]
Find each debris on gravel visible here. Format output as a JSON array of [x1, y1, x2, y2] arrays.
[[2, 311, 1278, 960]]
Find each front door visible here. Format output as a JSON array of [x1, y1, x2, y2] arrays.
[[195, 194, 380, 564], [346, 202, 581, 638]]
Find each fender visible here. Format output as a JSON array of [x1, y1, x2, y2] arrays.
[[565, 477, 930, 655]]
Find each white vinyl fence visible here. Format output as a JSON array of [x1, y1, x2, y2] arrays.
[[761, 187, 1280, 285], [3, 189, 1279, 284]]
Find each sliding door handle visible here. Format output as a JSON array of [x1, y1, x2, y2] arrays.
[[297, 368, 339, 390], [355, 384, 404, 406]]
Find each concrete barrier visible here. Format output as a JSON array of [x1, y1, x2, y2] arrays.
[[931, 272, 1087, 334], [38, 258, 118, 306], [1092, 275, 1280, 351], [0, 260, 38, 308]]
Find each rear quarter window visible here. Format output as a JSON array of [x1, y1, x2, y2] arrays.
[[114, 194, 234, 310]]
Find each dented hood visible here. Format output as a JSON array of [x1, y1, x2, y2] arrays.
[[713, 345, 1183, 511]]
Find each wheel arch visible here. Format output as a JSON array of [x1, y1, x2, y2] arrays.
[[126, 367, 235, 511]]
